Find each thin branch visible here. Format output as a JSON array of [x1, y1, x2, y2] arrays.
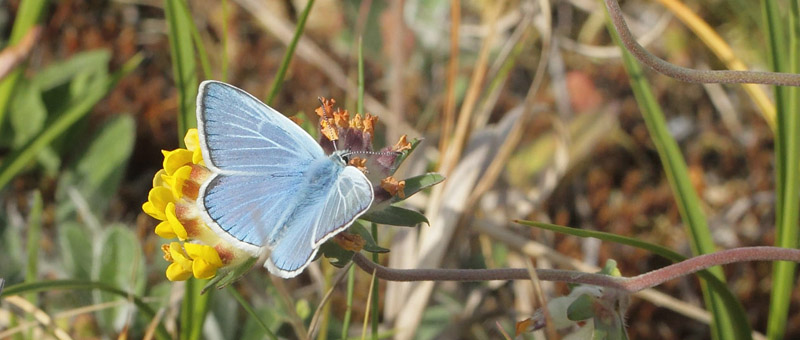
[[604, 0, 800, 86], [0, 26, 42, 81], [352, 246, 800, 293]]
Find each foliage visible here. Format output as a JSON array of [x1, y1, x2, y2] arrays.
[[1, 0, 799, 339]]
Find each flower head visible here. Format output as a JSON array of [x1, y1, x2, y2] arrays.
[[143, 128, 250, 281], [314, 97, 412, 204]]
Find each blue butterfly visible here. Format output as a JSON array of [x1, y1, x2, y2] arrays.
[[195, 80, 374, 278]]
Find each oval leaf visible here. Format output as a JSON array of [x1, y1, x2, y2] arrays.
[[360, 205, 428, 226]]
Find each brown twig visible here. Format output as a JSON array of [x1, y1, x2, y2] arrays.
[[604, 0, 800, 86], [0, 26, 42, 81], [352, 246, 800, 293]]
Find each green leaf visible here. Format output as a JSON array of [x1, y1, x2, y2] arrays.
[[350, 221, 389, 253], [32, 50, 111, 91], [389, 137, 422, 170], [8, 81, 46, 147], [394, 172, 445, 203], [0, 53, 142, 190], [361, 205, 428, 226], [566, 294, 595, 321], [71, 115, 136, 213], [319, 240, 355, 268], [96, 224, 145, 331], [203, 256, 259, 292], [58, 222, 93, 280], [600, 259, 621, 277]]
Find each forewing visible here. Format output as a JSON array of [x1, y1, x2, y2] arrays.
[[196, 80, 324, 174], [195, 80, 323, 253]]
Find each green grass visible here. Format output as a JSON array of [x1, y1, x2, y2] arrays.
[[762, 1, 800, 339], [604, 7, 747, 339]]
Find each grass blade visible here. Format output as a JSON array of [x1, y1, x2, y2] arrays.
[[228, 286, 278, 340], [341, 266, 356, 339], [762, 1, 800, 338], [176, 0, 211, 79], [266, 0, 316, 105], [1, 279, 170, 340], [0, 0, 48, 132], [604, 6, 745, 339], [370, 223, 378, 340], [23, 191, 42, 339], [181, 278, 212, 340], [517, 220, 752, 337], [165, 0, 199, 143]]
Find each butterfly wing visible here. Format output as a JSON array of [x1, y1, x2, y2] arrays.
[[196, 81, 323, 253], [313, 166, 374, 245], [197, 80, 324, 173], [267, 165, 374, 277]]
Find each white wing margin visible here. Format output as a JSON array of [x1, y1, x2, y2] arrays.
[[313, 166, 374, 246]]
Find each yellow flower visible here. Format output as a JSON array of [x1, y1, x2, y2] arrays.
[[157, 202, 188, 240], [163, 242, 193, 281], [142, 186, 173, 220], [184, 128, 204, 165], [162, 149, 194, 176], [185, 243, 224, 279], [162, 165, 192, 200], [144, 128, 250, 282], [161, 242, 224, 281]]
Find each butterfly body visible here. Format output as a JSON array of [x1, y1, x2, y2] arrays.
[[195, 81, 374, 278]]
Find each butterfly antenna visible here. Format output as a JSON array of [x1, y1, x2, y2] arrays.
[[318, 97, 338, 151], [345, 149, 401, 158]]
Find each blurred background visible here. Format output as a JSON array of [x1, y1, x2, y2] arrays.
[[0, 0, 795, 339]]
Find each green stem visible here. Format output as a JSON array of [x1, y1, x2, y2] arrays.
[[266, 0, 316, 105]]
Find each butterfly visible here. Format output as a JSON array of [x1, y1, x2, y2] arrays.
[[195, 80, 374, 278]]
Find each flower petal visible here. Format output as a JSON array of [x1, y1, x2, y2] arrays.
[[166, 262, 193, 281], [184, 243, 223, 267], [168, 242, 193, 271], [184, 128, 200, 152], [192, 147, 204, 165], [143, 186, 173, 220], [162, 149, 194, 176], [152, 169, 167, 188], [154, 221, 177, 239], [165, 202, 188, 240], [164, 165, 192, 200], [192, 258, 218, 279]]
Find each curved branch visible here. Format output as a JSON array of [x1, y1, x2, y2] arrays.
[[604, 0, 800, 86], [352, 246, 800, 293]]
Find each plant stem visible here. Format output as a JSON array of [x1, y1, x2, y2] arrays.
[[352, 247, 800, 293]]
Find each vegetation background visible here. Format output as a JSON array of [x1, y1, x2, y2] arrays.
[[0, 0, 797, 339]]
